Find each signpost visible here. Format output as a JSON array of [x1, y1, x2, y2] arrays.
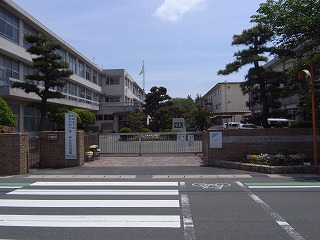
[[65, 113, 77, 160], [172, 118, 186, 132]]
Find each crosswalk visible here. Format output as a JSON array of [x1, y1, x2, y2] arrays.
[[0, 181, 190, 229]]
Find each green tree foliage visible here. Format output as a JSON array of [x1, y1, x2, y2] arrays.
[[251, 0, 320, 121], [127, 109, 147, 132], [11, 34, 73, 131], [0, 97, 16, 128], [143, 86, 172, 131], [218, 24, 286, 127], [190, 104, 211, 130], [71, 108, 95, 131], [47, 107, 81, 130]]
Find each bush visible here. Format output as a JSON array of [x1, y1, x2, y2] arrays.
[[289, 121, 313, 128], [245, 153, 309, 166], [120, 127, 132, 133], [71, 108, 95, 130], [0, 97, 16, 128], [140, 127, 152, 132], [119, 127, 132, 141]]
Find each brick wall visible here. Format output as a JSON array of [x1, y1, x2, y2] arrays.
[[39, 131, 84, 168], [0, 133, 29, 175], [203, 128, 320, 166]]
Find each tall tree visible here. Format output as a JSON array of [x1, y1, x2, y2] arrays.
[[218, 24, 286, 127], [144, 86, 171, 118], [11, 34, 73, 131], [251, 0, 320, 120]]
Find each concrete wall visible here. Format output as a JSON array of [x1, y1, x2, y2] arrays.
[[203, 128, 320, 166], [0, 133, 29, 175], [39, 131, 84, 168]]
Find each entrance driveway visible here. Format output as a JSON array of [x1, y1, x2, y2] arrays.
[[84, 154, 205, 167]]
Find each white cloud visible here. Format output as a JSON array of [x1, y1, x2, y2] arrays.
[[154, 0, 207, 22]]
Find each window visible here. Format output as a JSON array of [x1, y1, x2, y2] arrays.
[[92, 69, 97, 84], [86, 89, 92, 103], [0, 7, 19, 44], [68, 54, 76, 74], [78, 61, 85, 78], [55, 48, 66, 63], [24, 107, 39, 131], [104, 115, 114, 120], [85, 65, 91, 81], [106, 77, 119, 85], [1, 54, 19, 79], [23, 65, 35, 84], [23, 23, 39, 48], [105, 95, 120, 102]]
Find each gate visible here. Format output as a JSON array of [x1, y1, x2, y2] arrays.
[[28, 136, 40, 167], [99, 132, 202, 155]]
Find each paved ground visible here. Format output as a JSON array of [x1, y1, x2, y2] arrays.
[[84, 154, 205, 167]]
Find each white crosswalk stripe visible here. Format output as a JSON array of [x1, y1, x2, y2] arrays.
[[0, 181, 183, 229]]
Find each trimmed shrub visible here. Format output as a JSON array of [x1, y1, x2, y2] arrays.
[[0, 97, 16, 128]]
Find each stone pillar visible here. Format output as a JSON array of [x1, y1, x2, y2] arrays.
[[39, 131, 84, 168], [0, 133, 29, 175]]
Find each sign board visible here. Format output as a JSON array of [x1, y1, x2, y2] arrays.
[[210, 132, 222, 148], [65, 113, 77, 159], [187, 135, 195, 147], [177, 132, 186, 147], [172, 118, 186, 131]]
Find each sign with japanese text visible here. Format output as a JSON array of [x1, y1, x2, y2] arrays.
[[210, 132, 222, 148], [65, 113, 77, 159], [172, 118, 186, 131]]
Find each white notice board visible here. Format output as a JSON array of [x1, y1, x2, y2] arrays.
[[210, 132, 222, 148], [65, 113, 77, 159]]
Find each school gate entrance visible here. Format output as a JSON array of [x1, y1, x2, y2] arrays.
[[99, 132, 202, 155]]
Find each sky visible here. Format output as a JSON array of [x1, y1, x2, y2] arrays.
[[12, 0, 265, 98]]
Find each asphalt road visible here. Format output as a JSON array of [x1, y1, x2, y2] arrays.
[[0, 165, 320, 240]]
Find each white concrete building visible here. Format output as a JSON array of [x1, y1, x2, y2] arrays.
[[0, 0, 145, 133], [201, 82, 250, 124], [96, 69, 145, 132]]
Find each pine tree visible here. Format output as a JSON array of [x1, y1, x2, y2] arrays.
[[11, 34, 73, 131]]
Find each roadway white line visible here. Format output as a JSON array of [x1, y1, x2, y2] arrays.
[[248, 186, 320, 189], [30, 181, 179, 187], [7, 189, 179, 196], [0, 215, 181, 228], [0, 199, 180, 208], [236, 181, 305, 240], [180, 182, 196, 240]]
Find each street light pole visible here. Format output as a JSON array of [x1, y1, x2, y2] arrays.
[[298, 64, 318, 165]]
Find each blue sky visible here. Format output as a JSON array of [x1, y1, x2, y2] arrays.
[[13, 0, 265, 98]]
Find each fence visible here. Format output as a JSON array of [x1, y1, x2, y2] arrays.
[[99, 132, 202, 155]]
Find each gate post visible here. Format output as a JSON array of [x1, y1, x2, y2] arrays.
[[139, 134, 142, 156]]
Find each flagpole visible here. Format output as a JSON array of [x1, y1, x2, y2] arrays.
[[142, 60, 145, 91]]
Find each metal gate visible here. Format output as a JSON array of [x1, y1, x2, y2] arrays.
[[99, 132, 202, 155]]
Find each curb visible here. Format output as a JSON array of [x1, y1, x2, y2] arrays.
[[214, 160, 320, 174]]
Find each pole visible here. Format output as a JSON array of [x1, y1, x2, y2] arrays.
[[142, 60, 145, 91], [298, 65, 317, 165], [310, 63, 317, 165]]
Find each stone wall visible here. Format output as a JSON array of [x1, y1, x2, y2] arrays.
[[0, 133, 29, 175], [203, 128, 320, 166], [39, 131, 84, 168]]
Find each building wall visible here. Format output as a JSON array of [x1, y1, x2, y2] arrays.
[[203, 128, 319, 166], [96, 69, 145, 132], [0, 0, 103, 132], [202, 82, 249, 124]]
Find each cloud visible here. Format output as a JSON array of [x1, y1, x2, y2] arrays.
[[154, 0, 206, 22]]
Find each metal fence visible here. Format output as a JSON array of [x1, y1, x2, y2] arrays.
[[99, 132, 202, 155], [28, 136, 40, 167]]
